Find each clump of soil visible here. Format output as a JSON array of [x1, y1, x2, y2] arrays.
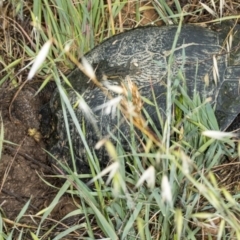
[[0, 82, 82, 239], [0, 83, 53, 219]]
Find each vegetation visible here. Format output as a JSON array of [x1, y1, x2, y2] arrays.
[[1, 0, 240, 239]]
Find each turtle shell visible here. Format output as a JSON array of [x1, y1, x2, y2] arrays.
[[47, 25, 240, 172]]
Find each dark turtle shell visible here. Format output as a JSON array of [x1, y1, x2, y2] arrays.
[[47, 25, 240, 172]]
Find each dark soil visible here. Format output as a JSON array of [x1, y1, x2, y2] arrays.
[[0, 82, 81, 234], [0, 83, 52, 218]]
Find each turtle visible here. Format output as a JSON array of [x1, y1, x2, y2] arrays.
[[44, 24, 240, 173]]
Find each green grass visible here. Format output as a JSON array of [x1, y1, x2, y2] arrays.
[[1, 0, 240, 239]]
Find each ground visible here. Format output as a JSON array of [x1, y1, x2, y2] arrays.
[[0, 83, 82, 239], [0, 83, 54, 219]]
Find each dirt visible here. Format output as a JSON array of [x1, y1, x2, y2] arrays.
[[0, 83, 83, 240], [0, 83, 52, 218]]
